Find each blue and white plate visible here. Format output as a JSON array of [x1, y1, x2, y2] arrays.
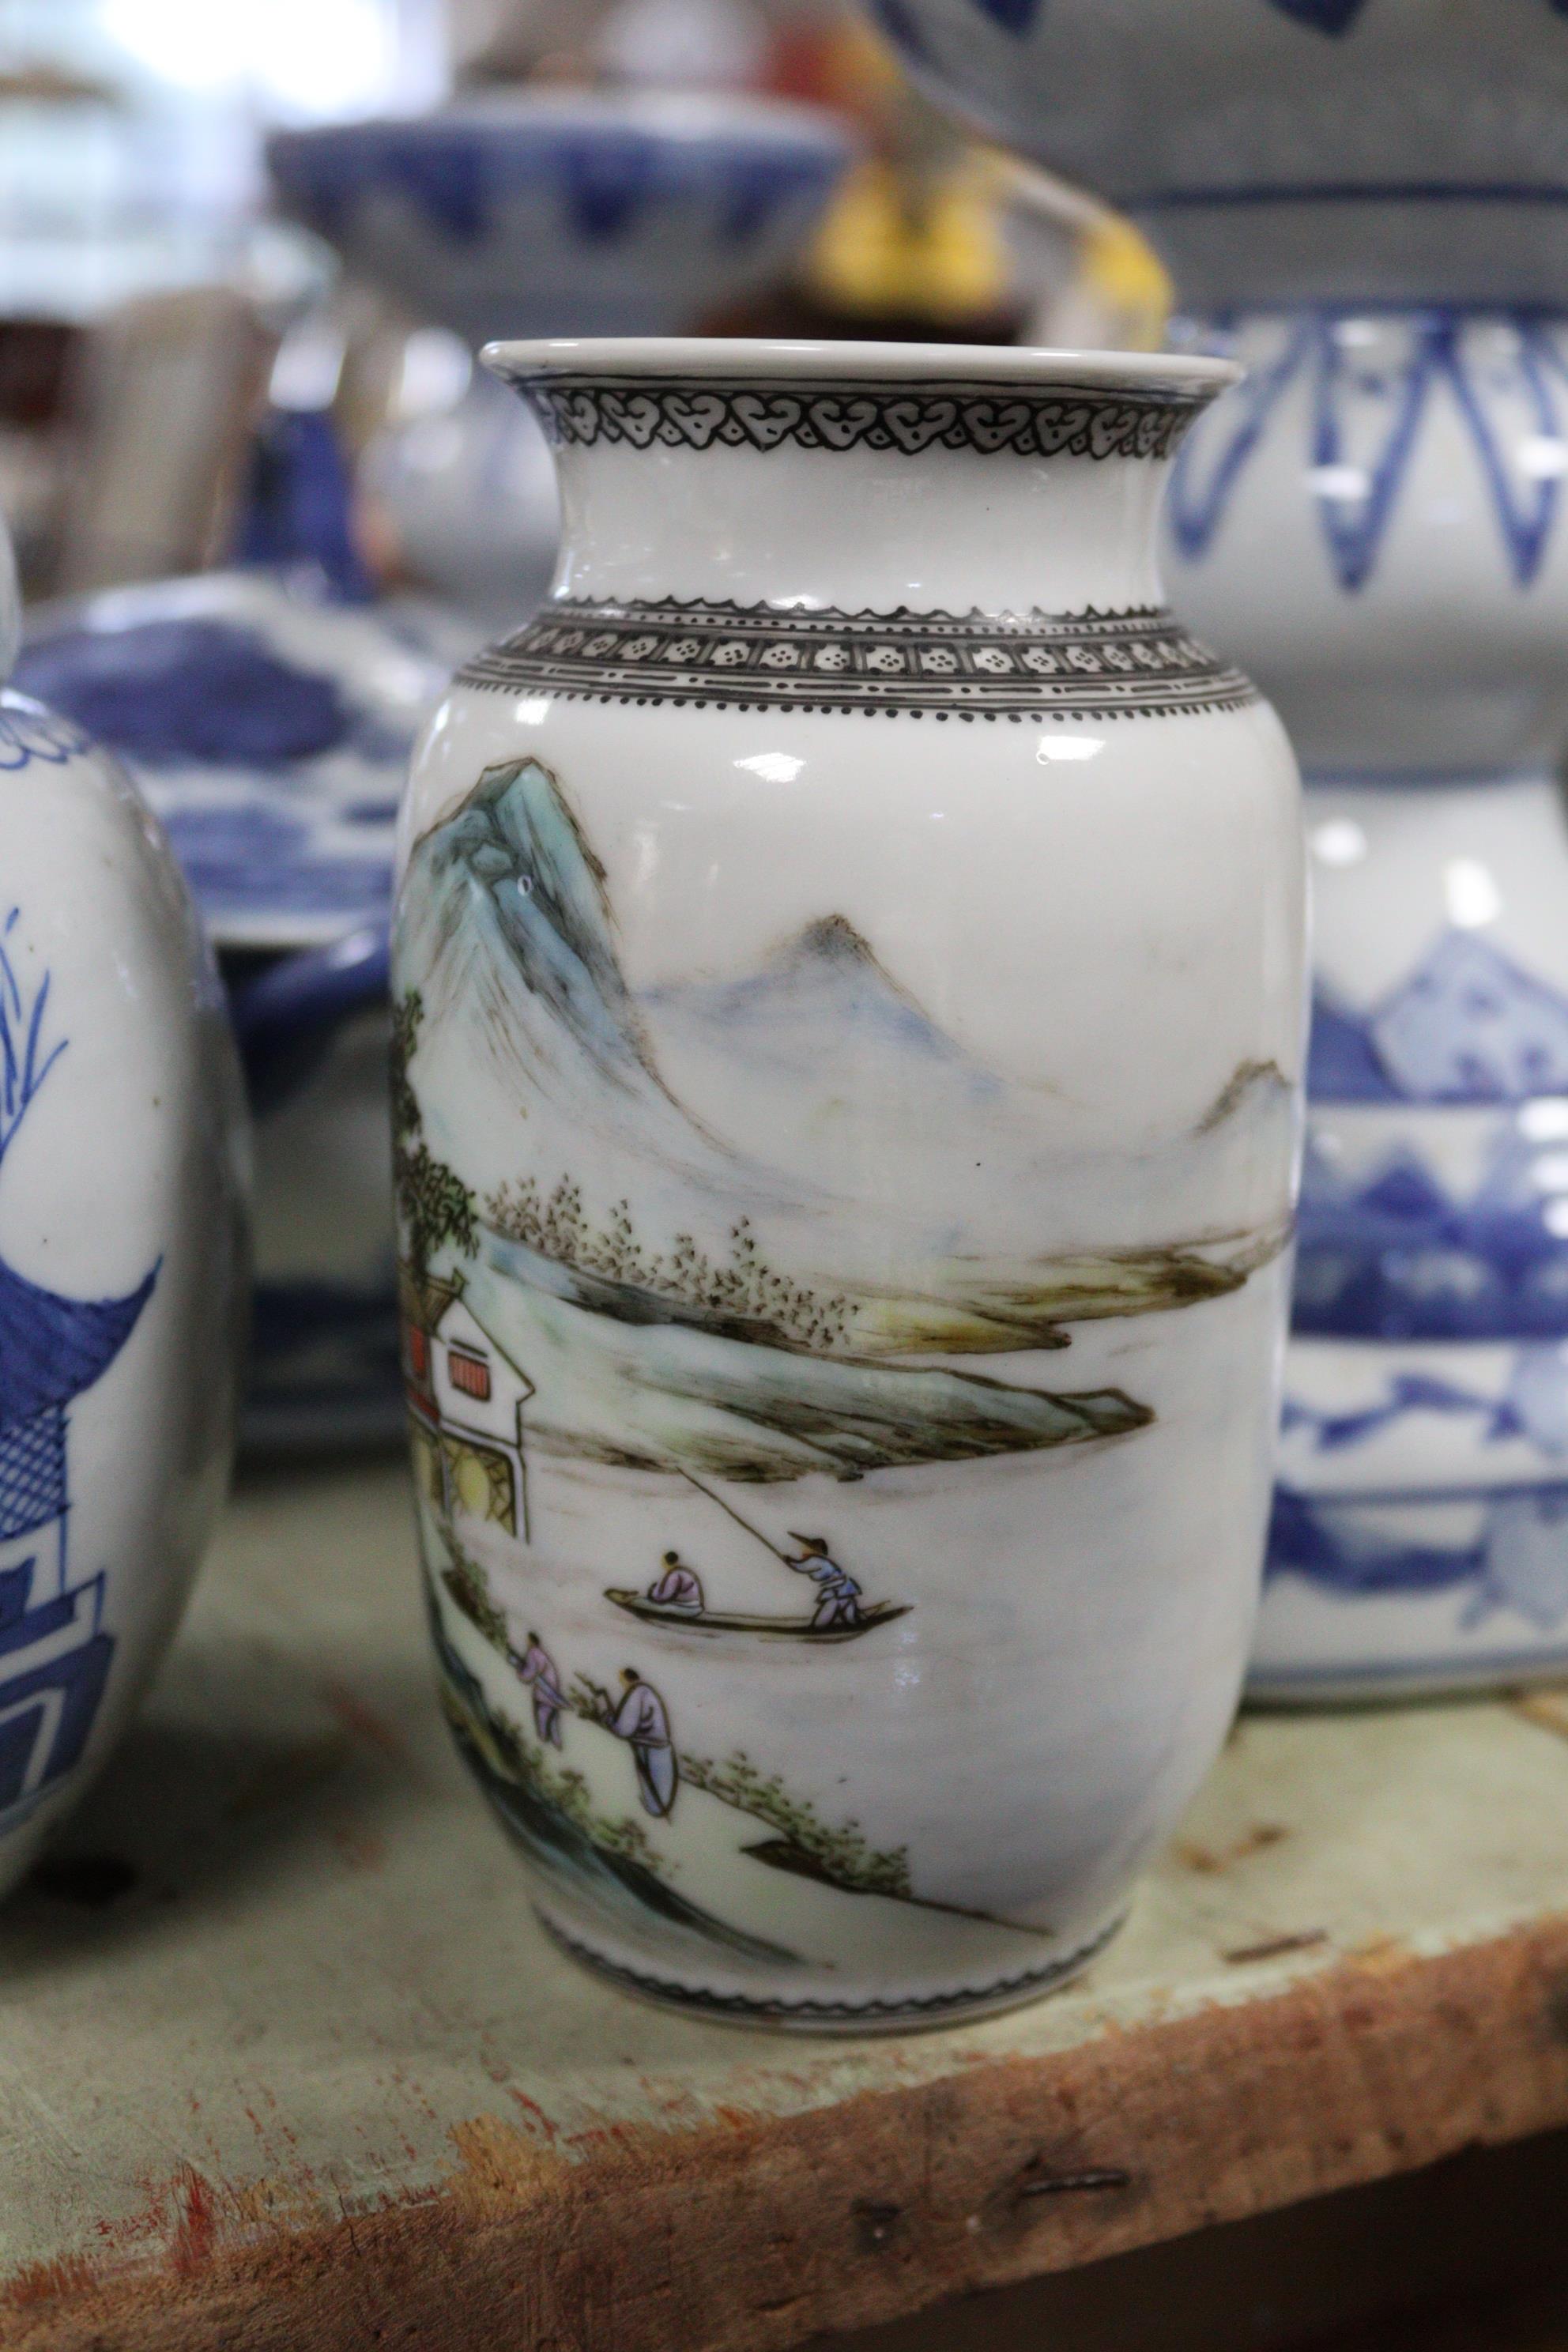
[[16, 568, 477, 949]]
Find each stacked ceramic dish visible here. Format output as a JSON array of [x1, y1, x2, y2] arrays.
[[858, 0, 1568, 1697], [16, 91, 858, 1453], [16, 567, 476, 1449], [267, 90, 859, 624]]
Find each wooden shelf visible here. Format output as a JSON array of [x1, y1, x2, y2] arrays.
[[3, 1460, 1568, 2352]]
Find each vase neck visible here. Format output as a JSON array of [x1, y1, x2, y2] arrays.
[[499, 348, 1234, 617]]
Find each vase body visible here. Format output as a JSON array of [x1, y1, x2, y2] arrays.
[[391, 339, 1304, 2028], [0, 684, 245, 1896], [1166, 306, 1568, 1696]]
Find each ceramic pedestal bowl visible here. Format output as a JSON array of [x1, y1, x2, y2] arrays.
[[266, 91, 861, 623], [859, 0, 1568, 1698], [17, 567, 477, 1451]]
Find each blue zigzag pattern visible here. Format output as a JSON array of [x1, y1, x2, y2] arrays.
[[950, 0, 1568, 35], [1170, 311, 1568, 593]]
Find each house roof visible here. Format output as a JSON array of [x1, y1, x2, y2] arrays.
[[0, 1254, 158, 1430], [399, 1265, 462, 1336]]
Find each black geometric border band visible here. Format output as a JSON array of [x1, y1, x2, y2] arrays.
[[536, 1908, 1126, 2025], [458, 597, 1259, 722], [514, 375, 1202, 464]]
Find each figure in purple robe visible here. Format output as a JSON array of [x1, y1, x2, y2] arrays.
[[646, 1550, 705, 1614], [513, 1629, 567, 1747], [606, 1668, 677, 1817]]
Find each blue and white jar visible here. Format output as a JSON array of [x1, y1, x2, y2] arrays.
[[0, 527, 245, 1894], [858, 0, 1568, 1696]]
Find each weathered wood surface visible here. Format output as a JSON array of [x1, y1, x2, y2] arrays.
[[2, 1461, 1567, 2352]]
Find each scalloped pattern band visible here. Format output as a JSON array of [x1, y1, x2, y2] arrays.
[[458, 597, 1259, 721], [536, 1909, 1126, 2023], [512, 374, 1204, 463]]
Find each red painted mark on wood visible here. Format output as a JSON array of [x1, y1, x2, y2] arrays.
[[507, 2090, 560, 2144], [321, 1679, 405, 1762], [168, 2168, 217, 2276]]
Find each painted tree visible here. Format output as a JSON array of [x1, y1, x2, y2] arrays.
[[390, 987, 477, 1279], [0, 906, 66, 1176]]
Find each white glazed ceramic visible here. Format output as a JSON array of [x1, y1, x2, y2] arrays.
[[17, 569, 477, 1453], [1167, 308, 1568, 1697], [267, 91, 859, 623], [391, 337, 1305, 2028], [861, 0, 1568, 1697], [0, 611, 245, 1894]]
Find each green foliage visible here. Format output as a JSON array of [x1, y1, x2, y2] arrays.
[[486, 1179, 854, 1351], [399, 1144, 479, 1280], [684, 1750, 910, 1899], [483, 1699, 664, 1879], [390, 988, 424, 1144], [391, 987, 477, 1280], [440, 1549, 507, 1649]]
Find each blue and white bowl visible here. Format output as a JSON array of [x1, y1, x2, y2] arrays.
[[17, 570, 478, 1453], [858, 0, 1568, 307], [266, 90, 859, 346]]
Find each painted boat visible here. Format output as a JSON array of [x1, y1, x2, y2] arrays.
[[605, 1590, 910, 1642]]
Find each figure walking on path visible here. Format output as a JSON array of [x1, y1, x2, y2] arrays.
[[786, 1535, 862, 1630], [646, 1550, 705, 1614], [512, 1628, 567, 1747], [606, 1667, 678, 1817]]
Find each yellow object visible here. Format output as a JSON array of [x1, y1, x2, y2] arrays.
[[808, 154, 1011, 324], [1080, 209, 1173, 352]]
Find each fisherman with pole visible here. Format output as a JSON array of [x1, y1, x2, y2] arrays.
[[785, 1535, 863, 1630], [677, 1470, 865, 1630]]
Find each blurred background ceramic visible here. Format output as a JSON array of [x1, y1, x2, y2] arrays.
[[0, 518, 245, 1894], [15, 566, 476, 1450], [266, 89, 861, 624], [859, 0, 1568, 1698]]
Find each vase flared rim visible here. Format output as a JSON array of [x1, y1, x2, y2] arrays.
[[481, 336, 1242, 401]]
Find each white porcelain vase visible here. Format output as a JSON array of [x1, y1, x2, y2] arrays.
[[0, 533, 245, 1896], [391, 338, 1305, 2027]]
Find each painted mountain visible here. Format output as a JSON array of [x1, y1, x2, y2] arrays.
[[1296, 1121, 1568, 1340], [401, 756, 1295, 1366], [1310, 931, 1568, 1105]]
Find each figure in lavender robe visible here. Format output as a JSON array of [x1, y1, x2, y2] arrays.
[[607, 1668, 677, 1817], [647, 1550, 705, 1615], [786, 1535, 861, 1630], [513, 1629, 567, 1747]]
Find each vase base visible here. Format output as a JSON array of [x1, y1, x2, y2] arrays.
[[532, 1905, 1127, 2037]]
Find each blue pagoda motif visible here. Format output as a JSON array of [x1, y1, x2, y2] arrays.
[[0, 1252, 156, 1824], [0, 901, 157, 1828]]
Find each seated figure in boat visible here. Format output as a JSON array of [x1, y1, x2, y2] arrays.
[[646, 1551, 705, 1614], [786, 1535, 862, 1630]]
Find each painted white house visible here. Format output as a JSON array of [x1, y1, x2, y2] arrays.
[[402, 1272, 536, 1542]]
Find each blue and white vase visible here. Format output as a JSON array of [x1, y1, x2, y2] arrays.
[[0, 524, 246, 1894], [858, 0, 1568, 1698]]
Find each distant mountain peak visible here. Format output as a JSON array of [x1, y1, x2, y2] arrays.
[[1196, 1059, 1290, 1133], [788, 913, 875, 966]]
